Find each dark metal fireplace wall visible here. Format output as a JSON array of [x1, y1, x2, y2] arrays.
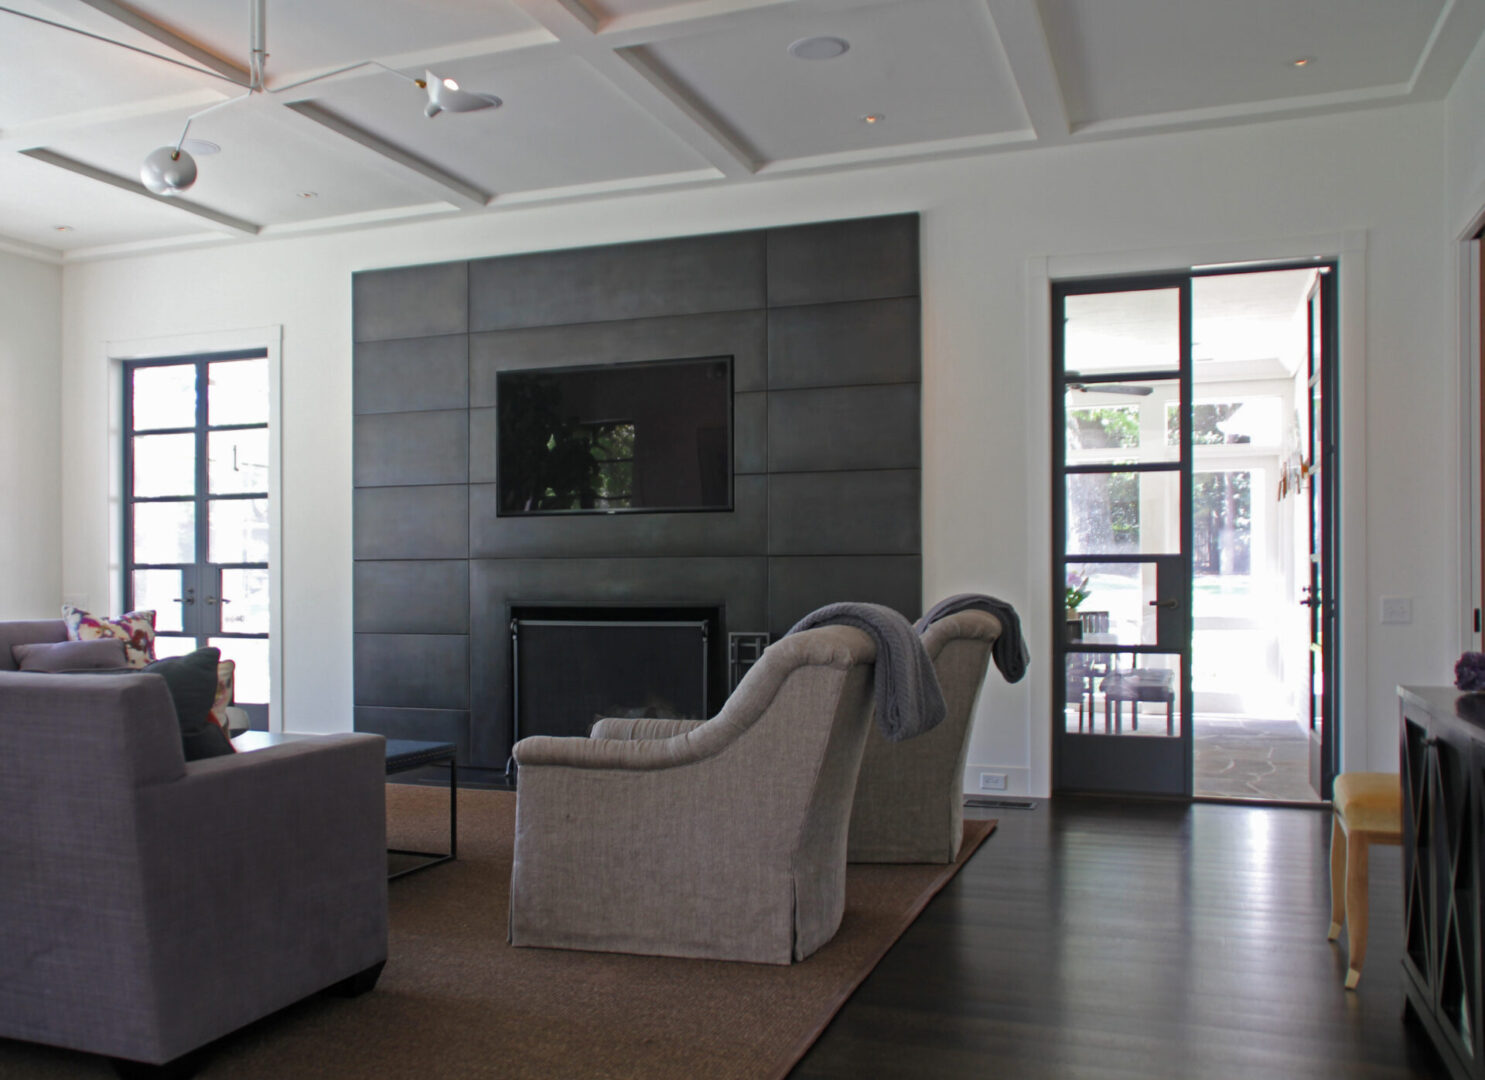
[[511, 606, 719, 746]]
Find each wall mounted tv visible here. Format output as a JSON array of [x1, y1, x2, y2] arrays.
[[497, 356, 733, 516]]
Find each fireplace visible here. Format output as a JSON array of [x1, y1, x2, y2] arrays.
[[510, 606, 723, 752]]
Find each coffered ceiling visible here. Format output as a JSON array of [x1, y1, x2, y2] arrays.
[[1, 0, 1481, 260]]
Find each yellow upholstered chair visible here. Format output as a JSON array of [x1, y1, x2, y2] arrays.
[[1327, 772, 1403, 989]]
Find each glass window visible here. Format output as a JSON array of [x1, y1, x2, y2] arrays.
[[131, 365, 196, 430], [208, 358, 269, 426], [1066, 470, 1180, 556], [1064, 288, 1180, 375]]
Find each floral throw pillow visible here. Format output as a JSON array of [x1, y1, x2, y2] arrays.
[[209, 659, 236, 738], [61, 605, 157, 669]]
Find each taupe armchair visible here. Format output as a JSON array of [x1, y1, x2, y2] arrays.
[[509, 625, 876, 965], [847, 609, 1000, 863]]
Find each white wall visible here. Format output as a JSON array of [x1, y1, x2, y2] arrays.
[[1446, 33, 1485, 236], [58, 101, 1452, 787], [0, 250, 61, 618]]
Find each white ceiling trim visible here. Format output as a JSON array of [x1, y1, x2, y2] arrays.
[[0, 86, 225, 144], [1408, 0, 1485, 98], [0, 234, 62, 263], [72, 0, 251, 84], [982, 0, 1070, 140], [756, 127, 1039, 176], [1069, 81, 1414, 139]]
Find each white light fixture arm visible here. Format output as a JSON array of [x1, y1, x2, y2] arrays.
[[268, 59, 425, 96], [172, 89, 256, 154]]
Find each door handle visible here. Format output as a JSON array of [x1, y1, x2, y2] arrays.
[[205, 596, 218, 606], [172, 587, 196, 605], [1148, 599, 1178, 610]]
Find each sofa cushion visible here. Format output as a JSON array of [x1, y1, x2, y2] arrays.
[[145, 647, 235, 760], [62, 605, 157, 668], [12, 639, 129, 673]]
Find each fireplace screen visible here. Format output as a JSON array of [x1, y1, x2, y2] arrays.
[[512, 618, 709, 745]]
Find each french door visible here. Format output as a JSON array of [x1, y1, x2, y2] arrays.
[[1305, 275, 1340, 799], [123, 351, 271, 727], [1053, 275, 1194, 796]]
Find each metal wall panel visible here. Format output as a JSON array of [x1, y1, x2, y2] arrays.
[[767, 470, 921, 555], [354, 633, 469, 709], [353, 410, 469, 488], [353, 486, 469, 560], [767, 298, 920, 389], [469, 232, 766, 332], [767, 555, 923, 637], [353, 262, 468, 342], [354, 560, 469, 634], [766, 215, 919, 308], [767, 385, 920, 473], [353, 334, 469, 415]]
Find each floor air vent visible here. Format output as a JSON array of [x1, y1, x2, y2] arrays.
[[964, 797, 1037, 810]]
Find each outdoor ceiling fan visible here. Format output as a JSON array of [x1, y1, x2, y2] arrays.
[[1065, 372, 1154, 397], [2, 0, 503, 196]]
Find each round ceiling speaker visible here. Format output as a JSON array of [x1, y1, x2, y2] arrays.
[[788, 36, 850, 60], [140, 146, 198, 196]]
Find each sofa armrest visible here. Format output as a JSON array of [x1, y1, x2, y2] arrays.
[[133, 733, 389, 1060], [514, 732, 712, 771], [590, 716, 705, 741]]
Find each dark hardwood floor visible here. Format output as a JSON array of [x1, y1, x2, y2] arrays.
[[795, 797, 1446, 1079]]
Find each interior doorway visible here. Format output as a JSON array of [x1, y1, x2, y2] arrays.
[[1052, 261, 1338, 802]]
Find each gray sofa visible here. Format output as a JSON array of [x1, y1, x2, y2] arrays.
[[0, 668, 389, 1071], [846, 609, 1001, 863], [509, 625, 877, 965]]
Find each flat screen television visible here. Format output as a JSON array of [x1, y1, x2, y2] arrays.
[[497, 356, 732, 516]]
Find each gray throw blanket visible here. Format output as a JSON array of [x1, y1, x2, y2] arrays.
[[786, 602, 945, 742], [916, 593, 1030, 684]]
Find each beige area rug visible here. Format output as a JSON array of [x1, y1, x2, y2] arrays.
[[1, 786, 995, 1080]]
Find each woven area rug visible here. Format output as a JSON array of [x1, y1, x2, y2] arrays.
[[2, 786, 995, 1079]]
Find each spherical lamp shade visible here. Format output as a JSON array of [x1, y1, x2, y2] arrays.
[[422, 71, 501, 118], [140, 146, 198, 196]]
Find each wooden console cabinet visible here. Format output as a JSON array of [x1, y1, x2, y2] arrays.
[[1399, 686, 1485, 1079]]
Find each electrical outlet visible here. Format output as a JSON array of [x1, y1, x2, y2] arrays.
[[979, 772, 1008, 791], [1380, 596, 1413, 626]]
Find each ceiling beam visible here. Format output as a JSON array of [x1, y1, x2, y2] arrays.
[[280, 102, 493, 209], [19, 147, 260, 234], [71, 0, 250, 85], [511, 0, 756, 177], [981, 0, 1070, 141]]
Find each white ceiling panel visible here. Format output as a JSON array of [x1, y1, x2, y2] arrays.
[[0, 4, 224, 130], [626, 0, 1028, 165], [104, 0, 543, 80], [0, 152, 217, 249], [304, 53, 714, 195], [1040, 0, 1448, 126], [42, 98, 439, 223]]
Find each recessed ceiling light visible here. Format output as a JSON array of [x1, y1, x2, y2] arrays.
[[53, 225, 73, 232], [296, 191, 318, 199], [861, 113, 884, 125], [181, 139, 220, 156], [788, 36, 850, 61], [1291, 56, 1315, 68]]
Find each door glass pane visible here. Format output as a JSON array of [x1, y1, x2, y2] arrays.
[[220, 568, 269, 634], [209, 358, 268, 426], [209, 429, 269, 494], [1066, 470, 1180, 556], [1064, 288, 1180, 375], [131, 365, 196, 430], [132, 433, 196, 497], [213, 636, 268, 704], [1065, 561, 1167, 646], [1066, 381, 1180, 465], [1064, 653, 1182, 738], [133, 501, 195, 564], [209, 499, 269, 563], [131, 569, 186, 633], [152, 635, 197, 660]]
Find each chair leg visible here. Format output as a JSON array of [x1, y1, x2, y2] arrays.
[[1328, 816, 1346, 941], [1344, 830, 1370, 989]]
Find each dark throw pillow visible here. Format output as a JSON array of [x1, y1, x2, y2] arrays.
[[145, 647, 235, 761], [12, 639, 129, 672]]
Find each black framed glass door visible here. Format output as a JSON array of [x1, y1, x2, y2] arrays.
[[1053, 276, 1193, 796], [124, 350, 270, 726], [1305, 274, 1339, 799]]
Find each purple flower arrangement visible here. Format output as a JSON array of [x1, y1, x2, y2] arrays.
[[1456, 652, 1485, 692]]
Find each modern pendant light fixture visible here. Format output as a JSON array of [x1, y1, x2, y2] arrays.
[[5, 0, 503, 197]]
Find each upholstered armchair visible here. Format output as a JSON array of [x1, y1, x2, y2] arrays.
[[0, 670, 389, 1073], [847, 609, 1000, 863], [509, 625, 876, 965]]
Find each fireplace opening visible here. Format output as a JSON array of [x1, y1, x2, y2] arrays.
[[509, 605, 724, 756]]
